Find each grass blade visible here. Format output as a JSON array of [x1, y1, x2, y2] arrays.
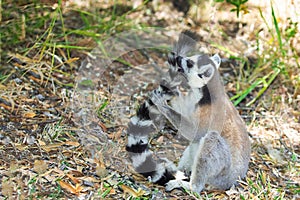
[[232, 79, 262, 106], [271, 3, 285, 56], [246, 67, 281, 106]]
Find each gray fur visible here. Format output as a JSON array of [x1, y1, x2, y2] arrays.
[[174, 30, 199, 56]]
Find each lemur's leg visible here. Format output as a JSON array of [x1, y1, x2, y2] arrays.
[[177, 142, 199, 173], [166, 131, 231, 193]]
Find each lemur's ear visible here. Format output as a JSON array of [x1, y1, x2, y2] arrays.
[[210, 54, 221, 69]]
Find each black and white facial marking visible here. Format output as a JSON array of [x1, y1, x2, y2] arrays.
[[176, 54, 221, 89]]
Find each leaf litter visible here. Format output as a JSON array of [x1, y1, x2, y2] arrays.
[[0, 0, 299, 199]]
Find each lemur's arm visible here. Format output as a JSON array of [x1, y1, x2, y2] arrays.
[[149, 91, 197, 141]]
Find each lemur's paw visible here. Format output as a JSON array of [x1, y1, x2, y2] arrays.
[[165, 180, 190, 192], [165, 180, 181, 191], [150, 92, 167, 107], [174, 170, 188, 180]]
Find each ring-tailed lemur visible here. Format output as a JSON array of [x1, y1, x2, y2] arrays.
[[126, 31, 251, 194], [126, 31, 196, 185]]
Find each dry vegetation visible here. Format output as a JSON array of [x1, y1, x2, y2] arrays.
[[0, 0, 299, 199]]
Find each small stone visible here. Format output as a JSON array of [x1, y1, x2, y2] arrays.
[[14, 78, 22, 84], [36, 94, 45, 101]]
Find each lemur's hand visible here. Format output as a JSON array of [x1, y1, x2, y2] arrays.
[[165, 180, 191, 192], [167, 52, 178, 77], [150, 92, 167, 120], [150, 90, 167, 106]]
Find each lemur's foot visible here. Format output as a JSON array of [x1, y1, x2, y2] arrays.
[[165, 179, 190, 192]]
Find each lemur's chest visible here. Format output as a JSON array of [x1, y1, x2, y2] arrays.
[[171, 88, 202, 118]]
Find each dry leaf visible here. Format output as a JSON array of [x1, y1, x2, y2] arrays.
[[67, 174, 81, 184], [41, 142, 64, 152], [94, 154, 108, 178], [34, 160, 48, 174], [109, 188, 116, 195], [157, 135, 164, 143], [59, 180, 77, 194], [65, 141, 80, 147], [2, 180, 14, 196], [172, 143, 186, 150], [15, 144, 27, 151], [24, 112, 36, 118], [38, 139, 46, 146], [69, 170, 84, 177], [113, 128, 123, 140], [65, 57, 79, 64], [95, 164, 108, 178], [0, 84, 7, 90], [121, 185, 145, 197], [98, 121, 107, 132], [59, 180, 83, 195], [75, 184, 84, 195], [78, 176, 102, 183], [9, 161, 19, 172]]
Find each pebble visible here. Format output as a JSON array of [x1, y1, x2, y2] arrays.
[[36, 94, 45, 101]]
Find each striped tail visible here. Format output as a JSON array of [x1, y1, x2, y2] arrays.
[[126, 99, 177, 185], [125, 62, 184, 185]]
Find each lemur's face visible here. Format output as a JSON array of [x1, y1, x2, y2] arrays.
[[176, 54, 221, 89]]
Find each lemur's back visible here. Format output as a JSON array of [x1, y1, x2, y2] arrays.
[[221, 98, 251, 181], [193, 68, 251, 187]]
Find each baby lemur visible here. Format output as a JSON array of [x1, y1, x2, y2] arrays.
[[126, 31, 251, 194]]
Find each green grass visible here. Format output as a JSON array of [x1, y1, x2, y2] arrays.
[[214, 0, 249, 18], [214, 3, 300, 106], [1, 0, 145, 67]]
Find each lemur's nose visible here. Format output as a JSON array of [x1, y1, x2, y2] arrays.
[[187, 59, 194, 68]]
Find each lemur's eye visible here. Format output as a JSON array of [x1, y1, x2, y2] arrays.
[[187, 59, 194, 68], [198, 74, 203, 78]]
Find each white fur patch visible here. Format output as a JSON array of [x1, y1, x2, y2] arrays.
[[166, 179, 191, 191], [187, 63, 215, 88], [130, 116, 139, 125], [188, 72, 206, 88], [130, 116, 153, 127], [138, 120, 153, 127], [175, 170, 188, 180], [127, 134, 148, 147]]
